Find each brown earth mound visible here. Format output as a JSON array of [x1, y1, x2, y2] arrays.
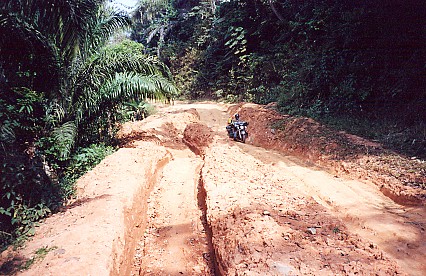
[[183, 123, 213, 156], [117, 108, 200, 150]]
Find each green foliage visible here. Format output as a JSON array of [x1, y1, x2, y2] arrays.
[[157, 0, 425, 124], [67, 39, 178, 147], [0, 156, 59, 248], [225, 26, 248, 64], [1, 0, 178, 249], [1, 1, 177, 153], [131, 0, 178, 57], [0, 88, 45, 146], [65, 144, 115, 183], [50, 122, 78, 160], [144, 0, 425, 157], [0, 87, 57, 249], [118, 100, 156, 122], [131, 0, 219, 97]]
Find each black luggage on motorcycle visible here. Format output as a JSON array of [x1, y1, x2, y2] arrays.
[[226, 125, 233, 137]]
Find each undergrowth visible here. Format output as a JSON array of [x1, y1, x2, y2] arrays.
[[316, 114, 426, 160], [0, 144, 115, 252]]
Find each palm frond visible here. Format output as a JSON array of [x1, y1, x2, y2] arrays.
[[51, 121, 77, 159], [70, 41, 174, 104], [75, 71, 178, 123], [94, 49, 166, 76], [104, 71, 177, 100], [1, 0, 176, 156], [81, 7, 131, 59], [2, 0, 123, 64], [44, 102, 66, 127], [0, 124, 16, 144], [0, 31, 61, 100]]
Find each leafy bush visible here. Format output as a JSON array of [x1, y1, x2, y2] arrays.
[[65, 144, 115, 182], [0, 143, 115, 250], [117, 100, 156, 122], [0, 155, 59, 248]]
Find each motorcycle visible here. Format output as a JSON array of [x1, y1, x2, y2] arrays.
[[226, 121, 249, 143]]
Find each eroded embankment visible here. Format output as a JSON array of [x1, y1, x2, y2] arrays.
[[230, 103, 426, 206], [8, 143, 171, 276]]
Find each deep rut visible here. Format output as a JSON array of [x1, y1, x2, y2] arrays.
[[197, 164, 220, 276], [131, 148, 216, 275]]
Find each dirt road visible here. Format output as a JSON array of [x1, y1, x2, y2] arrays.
[[4, 102, 425, 275], [131, 103, 425, 275]]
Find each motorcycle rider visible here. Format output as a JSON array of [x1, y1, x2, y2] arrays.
[[227, 113, 240, 138], [234, 113, 240, 122], [226, 112, 248, 142]]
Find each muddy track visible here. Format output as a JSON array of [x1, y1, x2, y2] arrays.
[[129, 109, 219, 275], [4, 102, 425, 276]]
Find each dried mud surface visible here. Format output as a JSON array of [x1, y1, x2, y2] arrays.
[[1, 102, 425, 276]]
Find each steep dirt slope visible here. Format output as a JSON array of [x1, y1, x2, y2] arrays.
[[1, 143, 170, 276]]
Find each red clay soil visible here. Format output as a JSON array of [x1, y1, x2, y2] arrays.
[[230, 103, 426, 206], [1, 102, 425, 276]]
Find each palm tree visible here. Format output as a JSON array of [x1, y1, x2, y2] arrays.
[[0, 0, 178, 241], [61, 39, 178, 154], [0, 0, 178, 159], [132, 0, 176, 58]]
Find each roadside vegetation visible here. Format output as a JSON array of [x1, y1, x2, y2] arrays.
[[0, 0, 178, 249], [131, 0, 425, 159]]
